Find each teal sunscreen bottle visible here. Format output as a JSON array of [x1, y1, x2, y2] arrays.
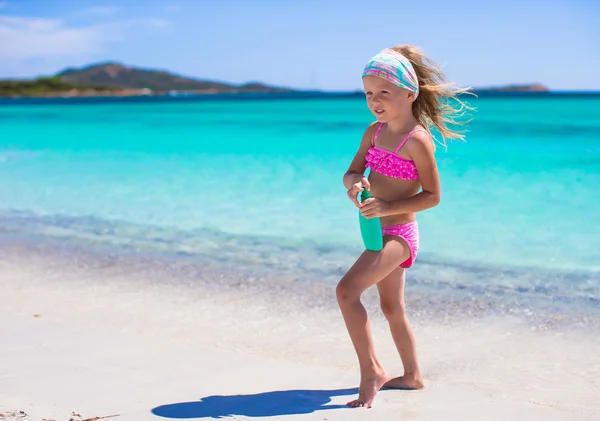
[[358, 189, 383, 251]]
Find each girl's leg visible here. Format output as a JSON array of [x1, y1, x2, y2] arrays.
[[377, 262, 424, 390], [336, 237, 410, 408]]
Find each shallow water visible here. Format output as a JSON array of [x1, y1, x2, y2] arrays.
[[1, 94, 599, 321]]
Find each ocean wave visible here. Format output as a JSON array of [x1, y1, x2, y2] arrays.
[[1, 210, 598, 314]]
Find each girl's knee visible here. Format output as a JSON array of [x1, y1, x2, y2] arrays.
[[336, 279, 362, 304], [380, 299, 406, 321]]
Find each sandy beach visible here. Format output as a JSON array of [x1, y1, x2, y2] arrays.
[[1, 237, 598, 421], [2, 0, 599, 419]]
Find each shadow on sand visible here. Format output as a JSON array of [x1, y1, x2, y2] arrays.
[[151, 387, 358, 419]]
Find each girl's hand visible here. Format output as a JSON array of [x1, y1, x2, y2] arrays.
[[347, 177, 370, 208], [360, 197, 389, 219]]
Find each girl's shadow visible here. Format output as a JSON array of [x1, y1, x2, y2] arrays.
[[151, 387, 357, 419]]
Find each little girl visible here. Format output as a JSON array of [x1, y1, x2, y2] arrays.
[[338, 45, 471, 408]]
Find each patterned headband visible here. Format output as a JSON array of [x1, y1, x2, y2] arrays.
[[362, 48, 419, 100]]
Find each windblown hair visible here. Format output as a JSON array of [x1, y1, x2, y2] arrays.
[[391, 45, 474, 147]]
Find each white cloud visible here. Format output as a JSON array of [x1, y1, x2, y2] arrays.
[[0, 16, 97, 59], [0, 15, 169, 61]]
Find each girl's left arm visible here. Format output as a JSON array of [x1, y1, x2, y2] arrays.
[[384, 132, 441, 215]]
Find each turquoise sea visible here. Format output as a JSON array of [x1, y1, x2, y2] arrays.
[[1, 94, 599, 323]]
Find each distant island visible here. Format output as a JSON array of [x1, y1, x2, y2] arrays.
[[0, 61, 549, 98], [471, 83, 549, 93], [0, 62, 293, 98]]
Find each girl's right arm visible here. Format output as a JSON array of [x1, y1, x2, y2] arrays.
[[343, 123, 378, 207]]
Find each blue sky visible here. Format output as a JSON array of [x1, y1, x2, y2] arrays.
[[0, 0, 598, 91]]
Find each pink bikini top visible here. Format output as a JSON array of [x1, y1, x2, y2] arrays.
[[365, 123, 425, 181]]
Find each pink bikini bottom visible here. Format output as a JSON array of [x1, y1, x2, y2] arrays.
[[382, 221, 419, 268]]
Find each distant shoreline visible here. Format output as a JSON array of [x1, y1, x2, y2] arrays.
[[5, 61, 598, 100], [1, 61, 589, 100], [0, 86, 566, 100]]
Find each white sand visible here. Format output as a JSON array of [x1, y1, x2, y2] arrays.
[[1, 242, 598, 421]]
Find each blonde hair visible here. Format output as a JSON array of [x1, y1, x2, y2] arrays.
[[390, 45, 474, 148]]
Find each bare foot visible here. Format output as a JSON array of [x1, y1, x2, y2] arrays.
[[382, 374, 425, 390], [346, 368, 389, 408]]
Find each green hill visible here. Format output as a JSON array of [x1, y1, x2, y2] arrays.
[[57, 62, 290, 93], [0, 76, 113, 97]]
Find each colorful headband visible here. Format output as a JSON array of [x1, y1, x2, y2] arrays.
[[362, 48, 419, 99]]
